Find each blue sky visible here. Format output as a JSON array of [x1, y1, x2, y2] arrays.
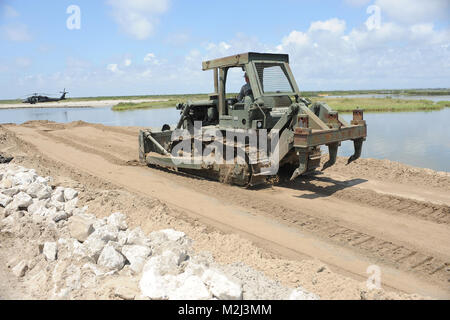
[[0, 0, 449, 99]]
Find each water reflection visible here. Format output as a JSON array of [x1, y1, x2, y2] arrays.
[[0, 106, 449, 172]]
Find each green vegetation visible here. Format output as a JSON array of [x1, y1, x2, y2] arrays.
[[112, 95, 449, 113], [111, 93, 236, 111], [313, 97, 448, 112], [112, 100, 180, 111], [436, 100, 450, 108], [0, 99, 21, 104], [302, 88, 450, 97], [68, 94, 210, 103]]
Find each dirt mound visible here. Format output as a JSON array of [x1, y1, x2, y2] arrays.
[[323, 156, 450, 190]]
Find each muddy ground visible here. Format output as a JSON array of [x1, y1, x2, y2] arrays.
[[0, 120, 449, 299]]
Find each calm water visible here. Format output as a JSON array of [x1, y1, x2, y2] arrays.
[[327, 94, 450, 102], [0, 105, 449, 172]]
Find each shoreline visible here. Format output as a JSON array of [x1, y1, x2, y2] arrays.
[[1, 97, 448, 112], [0, 98, 169, 110]]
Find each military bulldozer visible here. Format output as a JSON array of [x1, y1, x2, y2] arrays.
[[139, 52, 366, 187]]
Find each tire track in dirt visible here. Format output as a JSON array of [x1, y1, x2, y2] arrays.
[[280, 177, 450, 225], [36, 129, 127, 166]]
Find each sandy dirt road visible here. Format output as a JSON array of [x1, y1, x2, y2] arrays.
[[2, 121, 449, 298]]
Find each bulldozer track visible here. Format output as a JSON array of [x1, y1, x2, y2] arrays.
[[2, 122, 449, 297]]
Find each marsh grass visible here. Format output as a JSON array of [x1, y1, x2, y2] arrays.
[[311, 97, 448, 112], [112, 96, 450, 112]]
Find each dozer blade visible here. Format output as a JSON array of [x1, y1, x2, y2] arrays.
[[321, 142, 339, 171], [347, 138, 363, 165]]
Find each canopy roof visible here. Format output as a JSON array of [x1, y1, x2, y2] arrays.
[[202, 52, 289, 70]]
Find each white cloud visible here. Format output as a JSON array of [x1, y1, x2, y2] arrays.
[[107, 64, 120, 73], [1, 23, 31, 41], [15, 57, 32, 68], [274, 15, 450, 90], [144, 53, 160, 64], [124, 59, 132, 67], [375, 0, 450, 24], [277, 31, 309, 51], [107, 0, 170, 40], [3, 5, 19, 18], [309, 18, 346, 34]]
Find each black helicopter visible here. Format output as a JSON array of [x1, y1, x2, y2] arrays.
[[22, 89, 68, 104]]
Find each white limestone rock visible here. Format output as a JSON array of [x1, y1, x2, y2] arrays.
[[68, 214, 95, 242], [0, 193, 12, 207], [28, 199, 49, 215], [169, 275, 211, 300], [127, 227, 151, 247], [35, 176, 51, 185], [48, 199, 64, 211], [142, 250, 186, 277], [117, 230, 129, 246], [51, 211, 68, 222], [61, 238, 87, 260], [26, 182, 45, 198], [72, 206, 89, 216], [12, 260, 28, 277], [51, 187, 65, 203], [12, 192, 33, 209], [2, 211, 24, 226], [139, 268, 211, 300], [97, 243, 126, 271], [83, 235, 106, 262], [1, 187, 19, 197], [107, 212, 128, 231], [289, 287, 319, 300], [90, 224, 119, 242], [139, 272, 178, 300], [148, 229, 192, 255], [12, 171, 36, 187], [0, 179, 14, 190], [43, 242, 58, 261], [202, 269, 242, 300], [64, 198, 78, 216], [37, 186, 52, 200], [121, 245, 152, 274], [64, 188, 78, 201]]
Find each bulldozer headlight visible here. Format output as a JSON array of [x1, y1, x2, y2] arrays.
[[257, 121, 263, 128]]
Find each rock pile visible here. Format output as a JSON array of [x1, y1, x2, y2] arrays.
[[0, 163, 317, 300]]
